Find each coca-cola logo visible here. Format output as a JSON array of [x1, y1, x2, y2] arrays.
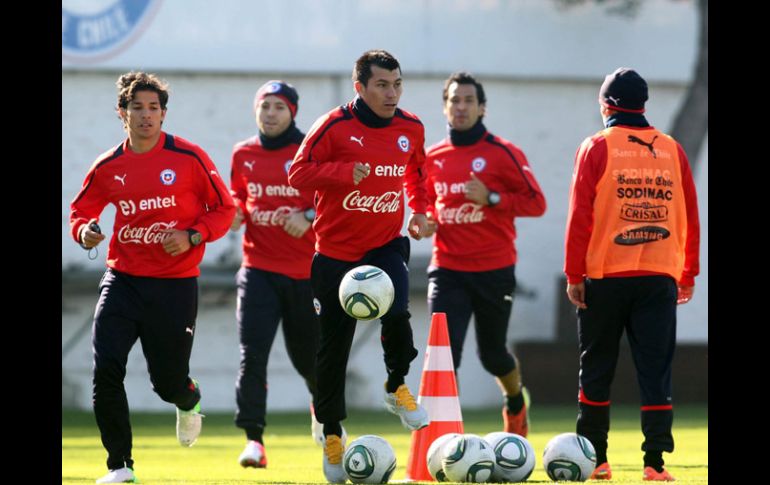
[[250, 206, 293, 226], [437, 202, 485, 224], [117, 221, 178, 244], [342, 191, 401, 213]]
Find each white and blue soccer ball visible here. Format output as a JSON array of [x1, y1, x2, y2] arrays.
[[338, 265, 394, 321], [483, 432, 535, 483], [542, 433, 597, 482], [441, 434, 496, 483], [426, 432, 463, 482], [343, 435, 397, 484]]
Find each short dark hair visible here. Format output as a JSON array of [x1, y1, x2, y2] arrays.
[[442, 71, 486, 105], [352, 49, 401, 87], [116, 71, 169, 112]]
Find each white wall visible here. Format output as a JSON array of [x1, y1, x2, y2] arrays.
[[63, 0, 696, 81]]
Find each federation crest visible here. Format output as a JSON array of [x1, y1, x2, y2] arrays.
[[471, 157, 487, 172], [397, 135, 410, 153], [160, 169, 177, 185], [313, 298, 322, 315], [285, 160, 293, 174], [62, 0, 162, 64]]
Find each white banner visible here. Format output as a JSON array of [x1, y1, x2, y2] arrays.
[[62, 0, 696, 80]]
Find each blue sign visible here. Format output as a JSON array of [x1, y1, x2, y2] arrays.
[[62, 0, 161, 63]]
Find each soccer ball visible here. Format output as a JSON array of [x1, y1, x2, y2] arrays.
[[542, 433, 597, 482], [483, 432, 535, 482], [338, 265, 395, 321], [343, 435, 397, 484], [441, 434, 496, 483], [426, 432, 462, 482]]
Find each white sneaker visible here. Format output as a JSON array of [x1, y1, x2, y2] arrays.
[[311, 404, 348, 447], [176, 401, 204, 447], [95, 467, 138, 483], [322, 434, 347, 484], [238, 440, 267, 468], [384, 383, 430, 431]]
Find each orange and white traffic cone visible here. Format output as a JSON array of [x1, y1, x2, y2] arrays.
[[405, 312, 464, 481]]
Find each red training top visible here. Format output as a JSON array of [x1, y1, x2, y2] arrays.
[[289, 101, 428, 261], [230, 134, 315, 279], [70, 132, 236, 278], [426, 132, 546, 271]]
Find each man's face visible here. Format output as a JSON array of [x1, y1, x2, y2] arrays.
[[444, 82, 484, 132], [356, 65, 402, 119], [120, 90, 166, 140], [256, 95, 293, 138]]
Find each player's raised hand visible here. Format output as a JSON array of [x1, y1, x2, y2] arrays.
[[160, 229, 191, 257], [353, 162, 371, 185], [79, 219, 106, 249], [465, 171, 489, 205]]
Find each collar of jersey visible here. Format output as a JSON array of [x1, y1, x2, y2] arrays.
[[351, 96, 393, 128], [605, 112, 650, 128], [122, 131, 167, 158], [449, 120, 487, 146], [258, 121, 304, 150]]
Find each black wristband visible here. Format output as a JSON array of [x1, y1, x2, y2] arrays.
[[187, 229, 202, 246]]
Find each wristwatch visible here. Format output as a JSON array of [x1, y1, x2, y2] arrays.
[[187, 229, 203, 247], [487, 191, 501, 207], [303, 208, 316, 222]]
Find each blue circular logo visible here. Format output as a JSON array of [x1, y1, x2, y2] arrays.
[[160, 169, 176, 185], [285, 160, 293, 174], [397, 135, 410, 153], [267, 82, 282, 93], [471, 157, 487, 172], [62, 0, 161, 64]]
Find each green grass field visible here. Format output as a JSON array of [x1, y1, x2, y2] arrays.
[[63, 404, 707, 484]]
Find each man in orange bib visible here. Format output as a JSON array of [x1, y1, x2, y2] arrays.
[[564, 68, 700, 482]]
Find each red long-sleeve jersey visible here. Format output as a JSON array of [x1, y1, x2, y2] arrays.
[[288, 102, 428, 261], [426, 133, 546, 271], [564, 126, 700, 286], [70, 132, 236, 278], [230, 135, 315, 279]]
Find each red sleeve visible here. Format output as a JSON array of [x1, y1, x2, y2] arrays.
[[564, 135, 607, 284], [190, 149, 236, 243], [404, 128, 428, 214], [229, 146, 248, 222], [677, 143, 700, 286], [495, 144, 546, 217], [69, 160, 109, 244], [288, 113, 356, 190], [425, 168, 437, 219]]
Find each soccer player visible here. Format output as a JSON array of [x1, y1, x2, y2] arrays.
[[564, 68, 700, 481], [229, 80, 340, 468], [288, 49, 431, 483], [423, 72, 546, 437], [70, 72, 236, 484]]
